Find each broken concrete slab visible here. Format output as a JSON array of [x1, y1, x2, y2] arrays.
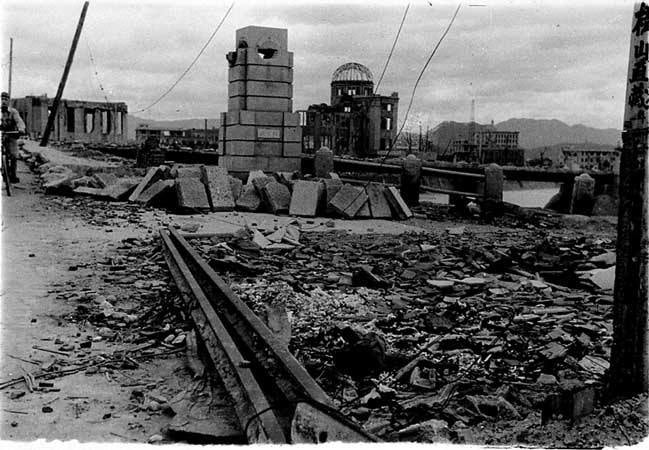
[[321, 178, 343, 215], [174, 165, 203, 178], [366, 182, 392, 219], [246, 169, 267, 186], [261, 181, 291, 214], [103, 178, 140, 201], [202, 166, 235, 211], [175, 178, 210, 210], [73, 186, 106, 197], [356, 197, 372, 219], [289, 180, 323, 217], [236, 184, 262, 212], [92, 172, 118, 188], [385, 186, 413, 220], [329, 184, 368, 218], [136, 179, 175, 206], [128, 166, 164, 202]]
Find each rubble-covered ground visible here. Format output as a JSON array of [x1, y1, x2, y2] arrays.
[[2, 146, 647, 446], [191, 218, 647, 446]]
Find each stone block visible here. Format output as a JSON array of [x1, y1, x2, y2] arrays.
[[223, 141, 256, 156], [366, 182, 392, 218], [175, 178, 210, 210], [289, 180, 323, 217], [254, 141, 283, 157], [252, 175, 274, 198], [262, 181, 291, 214], [236, 184, 262, 211], [136, 179, 175, 206], [230, 96, 291, 112], [223, 124, 258, 141], [356, 199, 371, 218], [73, 186, 105, 197], [202, 166, 235, 211], [220, 156, 269, 172], [103, 178, 140, 201], [128, 166, 164, 202], [174, 165, 203, 179], [268, 157, 301, 172], [228, 80, 293, 98], [93, 172, 118, 188], [229, 176, 243, 201], [385, 186, 413, 220], [229, 65, 293, 84], [283, 112, 300, 127], [282, 127, 302, 143], [322, 178, 343, 214], [329, 184, 369, 218], [241, 111, 284, 126], [247, 169, 267, 185], [282, 142, 302, 157]]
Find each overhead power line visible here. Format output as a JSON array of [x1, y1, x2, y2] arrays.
[[375, 3, 410, 93], [86, 40, 111, 104], [340, 3, 462, 215], [134, 2, 235, 114]]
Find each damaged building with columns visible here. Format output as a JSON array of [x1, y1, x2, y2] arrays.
[[218, 26, 302, 173], [299, 62, 399, 157], [11, 94, 128, 144]]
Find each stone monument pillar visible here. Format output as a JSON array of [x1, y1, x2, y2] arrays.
[[219, 26, 302, 173]]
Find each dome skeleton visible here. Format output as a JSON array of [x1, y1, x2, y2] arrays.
[[331, 62, 374, 83]]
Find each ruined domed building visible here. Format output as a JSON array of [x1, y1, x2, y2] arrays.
[[299, 62, 399, 157]]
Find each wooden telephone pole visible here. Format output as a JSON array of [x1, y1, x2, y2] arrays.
[[609, 1, 649, 397], [8, 38, 13, 97], [40, 1, 90, 147]]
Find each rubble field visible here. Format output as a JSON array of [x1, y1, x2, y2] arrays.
[[187, 222, 646, 446]]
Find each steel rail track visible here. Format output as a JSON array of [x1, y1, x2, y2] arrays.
[[159, 226, 379, 444]]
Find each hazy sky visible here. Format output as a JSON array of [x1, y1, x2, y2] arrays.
[[0, 0, 637, 129]]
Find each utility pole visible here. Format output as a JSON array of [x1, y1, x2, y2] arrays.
[[40, 1, 90, 147], [204, 118, 209, 149], [609, 1, 649, 397], [8, 37, 13, 97]]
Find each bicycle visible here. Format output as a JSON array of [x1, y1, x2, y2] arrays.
[[1, 131, 21, 197]]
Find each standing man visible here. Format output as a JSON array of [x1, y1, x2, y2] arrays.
[[1, 91, 26, 183]]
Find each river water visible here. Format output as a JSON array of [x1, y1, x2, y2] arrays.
[[421, 187, 559, 208]]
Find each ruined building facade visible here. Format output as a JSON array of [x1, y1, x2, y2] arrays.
[[12, 95, 128, 144], [218, 26, 302, 172], [299, 62, 399, 157]]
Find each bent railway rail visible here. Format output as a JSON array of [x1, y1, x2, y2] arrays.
[[159, 226, 379, 444]]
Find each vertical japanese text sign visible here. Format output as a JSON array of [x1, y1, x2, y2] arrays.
[[625, 2, 649, 131]]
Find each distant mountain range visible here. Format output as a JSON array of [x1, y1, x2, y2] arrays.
[[495, 118, 621, 150]]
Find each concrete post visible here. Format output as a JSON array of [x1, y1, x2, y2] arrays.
[[314, 146, 334, 178], [569, 173, 595, 215], [401, 154, 422, 206], [482, 163, 504, 217]]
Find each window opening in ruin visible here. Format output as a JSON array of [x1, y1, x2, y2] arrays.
[[380, 138, 386, 150], [386, 104, 392, 112], [344, 106, 351, 113], [66, 107, 75, 132], [238, 39, 248, 48], [85, 110, 94, 133], [386, 117, 392, 130], [348, 88, 356, 95], [299, 111, 307, 126], [257, 48, 276, 59]]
